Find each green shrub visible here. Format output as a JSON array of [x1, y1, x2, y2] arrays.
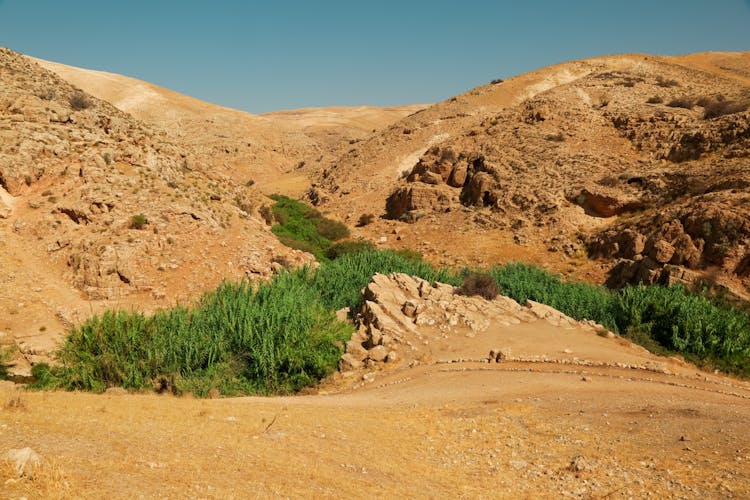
[[269, 195, 350, 260], [129, 214, 148, 229], [315, 218, 350, 241], [0, 346, 14, 380]]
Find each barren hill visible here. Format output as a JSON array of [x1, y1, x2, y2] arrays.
[[33, 57, 424, 197], [311, 52, 750, 298], [2, 47, 750, 497]]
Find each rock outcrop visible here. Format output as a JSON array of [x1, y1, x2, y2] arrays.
[[338, 273, 608, 376]]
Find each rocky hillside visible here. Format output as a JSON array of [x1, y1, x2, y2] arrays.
[[0, 47, 312, 368], [312, 52, 750, 298], [33, 57, 424, 197]]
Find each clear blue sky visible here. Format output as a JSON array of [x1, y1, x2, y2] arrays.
[[1, 1, 748, 113]]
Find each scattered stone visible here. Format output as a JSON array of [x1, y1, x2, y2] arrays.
[[4, 447, 41, 478], [339, 353, 363, 371], [402, 301, 417, 318], [568, 455, 589, 473], [368, 345, 389, 362]]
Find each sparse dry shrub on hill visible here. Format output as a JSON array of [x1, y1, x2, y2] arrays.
[[646, 95, 663, 104], [69, 90, 92, 110], [259, 205, 274, 225], [357, 213, 376, 227], [656, 76, 680, 87], [699, 97, 749, 119], [667, 97, 694, 109], [456, 273, 500, 300]]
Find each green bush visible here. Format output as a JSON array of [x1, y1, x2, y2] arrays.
[[0, 346, 14, 380], [315, 218, 350, 241], [129, 214, 148, 230], [269, 195, 350, 260], [613, 285, 750, 372], [31, 273, 353, 396]]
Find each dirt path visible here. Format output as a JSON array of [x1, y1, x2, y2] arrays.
[[2, 313, 749, 498], [1, 364, 748, 498]]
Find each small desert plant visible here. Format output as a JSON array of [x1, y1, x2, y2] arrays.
[[102, 153, 112, 165], [490, 78, 504, 85], [666, 97, 694, 109], [699, 97, 749, 119], [129, 214, 148, 229], [69, 91, 92, 111], [456, 273, 500, 300], [259, 205, 274, 225], [656, 76, 679, 88], [37, 89, 56, 101], [544, 132, 565, 142], [357, 213, 376, 227], [0, 346, 14, 380], [646, 96, 663, 104]]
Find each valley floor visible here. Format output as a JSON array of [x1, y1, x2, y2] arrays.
[[2, 320, 749, 498]]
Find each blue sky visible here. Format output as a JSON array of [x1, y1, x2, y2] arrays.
[[0, 1, 748, 113]]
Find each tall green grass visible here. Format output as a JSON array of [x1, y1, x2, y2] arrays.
[[312, 249, 459, 311], [32, 273, 352, 396], [486, 263, 750, 376], [30, 250, 750, 396], [488, 263, 618, 331]]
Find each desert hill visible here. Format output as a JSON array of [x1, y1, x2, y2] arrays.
[[0, 48, 305, 371], [33, 57, 424, 196], [311, 52, 750, 299], [2, 47, 750, 497]]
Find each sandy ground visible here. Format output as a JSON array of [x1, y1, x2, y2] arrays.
[[2, 320, 749, 498]]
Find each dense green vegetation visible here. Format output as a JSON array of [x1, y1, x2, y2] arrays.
[[269, 195, 349, 260], [486, 263, 750, 376], [29, 240, 750, 396], [31, 273, 353, 397]]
